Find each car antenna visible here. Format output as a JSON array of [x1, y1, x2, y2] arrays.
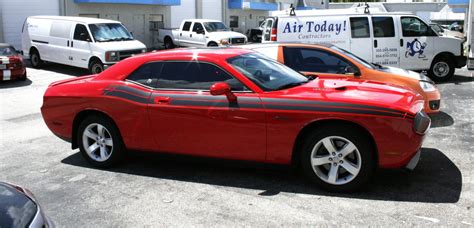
[[364, 2, 370, 14], [289, 4, 296, 16]]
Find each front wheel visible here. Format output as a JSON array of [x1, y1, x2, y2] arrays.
[[89, 59, 104, 74], [77, 115, 126, 168], [428, 56, 455, 82], [300, 125, 375, 192]]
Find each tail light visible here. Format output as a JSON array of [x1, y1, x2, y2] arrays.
[[271, 28, 277, 41]]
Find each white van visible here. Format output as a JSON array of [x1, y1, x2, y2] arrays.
[[261, 8, 466, 81], [22, 16, 147, 74]]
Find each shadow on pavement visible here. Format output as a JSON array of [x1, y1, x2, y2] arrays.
[[430, 111, 455, 128], [0, 78, 33, 88], [25, 62, 89, 77], [436, 74, 473, 85], [61, 147, 461, 203]]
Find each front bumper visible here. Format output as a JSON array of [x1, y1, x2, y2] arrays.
[[454, 55, 467, 68]]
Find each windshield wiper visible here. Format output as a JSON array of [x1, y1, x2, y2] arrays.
[[276, 81, 308, 90]]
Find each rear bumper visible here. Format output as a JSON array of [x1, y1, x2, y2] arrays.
[[0, 68, 26, 81], [454, 56, 467, 68], [413, 111, 431, 135]]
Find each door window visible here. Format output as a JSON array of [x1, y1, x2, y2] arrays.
[[192, 23, 204, 33], [401, 17, 436, 37], [283, 47, 353, 74], [73, 24, 91, 41], [349, 17, 370, 38], [372, 17, 395, 37], [182, 21, 192, 31], [127, 62, 163, 88]]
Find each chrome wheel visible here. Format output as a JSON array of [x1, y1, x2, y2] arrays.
[[433, 61, 449, 78], [82, 123, 113, 162], [310, 136, 362, 185]]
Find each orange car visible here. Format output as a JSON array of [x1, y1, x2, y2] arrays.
[[244, 43, 441, 114]]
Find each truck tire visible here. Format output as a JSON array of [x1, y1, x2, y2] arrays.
[[428, 56, 455, 82], [30, 49, 43, 68], [208, 42, 218, 47], [164, 37, 175, 49]]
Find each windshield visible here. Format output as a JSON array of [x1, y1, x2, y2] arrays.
[[0, 46, 17, 56], [88, 23, 133, 42], [227, 53, 309, 91], [203, 22, 230, 32], [330, 46, 375, 69]]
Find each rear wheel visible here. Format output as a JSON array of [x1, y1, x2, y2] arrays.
[[18, 72, 27, 81], [29, 49, 43, 68], [164, 37, 175, 49], [89, 59, 104, 74], [207, 42, 218, 47], [77, 115, 126, 168], [428, 56, 455, 82], [300, 125, 375, 192]]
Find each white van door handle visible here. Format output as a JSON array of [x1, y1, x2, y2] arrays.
[[67, 40, 69, 47], [71, 41, 74, 47], [400, 39, 404, 47]]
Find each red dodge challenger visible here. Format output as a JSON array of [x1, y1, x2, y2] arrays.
[[41, 48, 430, 191], [0, 43, 27, 81]]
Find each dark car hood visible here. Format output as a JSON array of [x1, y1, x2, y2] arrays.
[[268, 78, 424, 115], [0, 182, 38, 228]]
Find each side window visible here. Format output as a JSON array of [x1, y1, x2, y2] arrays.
[[157, 62, 247, 91], [372, 17, 395, 37], [192, 23, 204, 33], [182, 21, 192, 31], [350, 17, 370, 38], [73, 24, 91, 41], [401, 17, 435, 37], [283, 48, 352, 74], [127, 62, 163, 88]]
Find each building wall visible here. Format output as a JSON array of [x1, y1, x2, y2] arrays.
[[64, 0, 171, 48], [226, 9, 269, 33]]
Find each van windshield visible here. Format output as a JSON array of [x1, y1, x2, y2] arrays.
[[88, 23, 133, 42]]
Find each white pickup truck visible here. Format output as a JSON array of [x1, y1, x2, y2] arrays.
[[158, 19, 247, 48]]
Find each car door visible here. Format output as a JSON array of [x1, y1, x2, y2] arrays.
[[261, 17, 275, 43], [399, 16, 436, 70], [190, 22, 206, 47], [178, 21, 193, 47], [145, 61, 267, 161], [349, 16, 373, 63], [69, 23, 93, 68], [371, 16, 400, 67], [282, 47, 356, 80]]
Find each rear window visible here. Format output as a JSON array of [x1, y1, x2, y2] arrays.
[[182, 21, 192, 31], [0, 184, 38, 228], [350, 17, 370, 38], [0, 46, 17, 56]]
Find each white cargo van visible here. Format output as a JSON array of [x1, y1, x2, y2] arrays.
[[262, 8, 466, 81], [22, 16, 147, 74]]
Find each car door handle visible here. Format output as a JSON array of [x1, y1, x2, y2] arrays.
[[374, 39, 378, 48], [180, 33, 182, 36], [400, 39, 404, 47], [190, 34, 192, 37], [154, 96, 170, 104], [67, 40, 69, 47]]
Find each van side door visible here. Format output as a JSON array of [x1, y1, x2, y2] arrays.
[[69, 23, 93, 69], [399, 16, 436, 70], [348, 17, 373, 63], [371, 16, 400, 67]]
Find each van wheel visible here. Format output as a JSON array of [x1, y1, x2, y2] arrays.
[[30, 50, 43, 68], [428, 56, 454, 82], [164, 37, 175, 49], [208, 42, 218, 47], [299, 125, 375, 192], [89, 59, 104, 74]]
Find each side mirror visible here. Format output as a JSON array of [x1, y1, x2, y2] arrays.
[[345, 66, 361, 77], [210, 82, 237, 102]]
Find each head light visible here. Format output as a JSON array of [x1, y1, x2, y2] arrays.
[[419, 80, 436, 92]]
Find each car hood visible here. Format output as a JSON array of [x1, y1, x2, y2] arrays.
[[270, 78, 424, 115], [377, 66, 433, 82], [208, 31, 247, 40], [92, 39, 146, 52]]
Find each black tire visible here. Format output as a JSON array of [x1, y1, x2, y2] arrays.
[[428, 56, 455, 82], [164, 37, 175, 49], [89, 59, 104, 74], [77, 115, 126, 168], [29, 49, 43, 68], [18, 72, 27, 81], [299, 124, 375, 192], [208, 42, 218, 47], [250, 34, 259, 43]]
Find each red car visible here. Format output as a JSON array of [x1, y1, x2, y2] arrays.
[[0, 43, 27, 81], [41, 48, 430, 191]]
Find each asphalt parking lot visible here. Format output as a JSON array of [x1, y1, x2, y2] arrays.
[[0, 63, 473, 226]]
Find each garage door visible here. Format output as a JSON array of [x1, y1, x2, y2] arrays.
[[202, 0, 222, 21], [1, 0, 60, 50]]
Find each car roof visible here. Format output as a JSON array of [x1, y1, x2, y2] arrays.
[[29, 16, 120, 24], [242, 42, 334, 49]]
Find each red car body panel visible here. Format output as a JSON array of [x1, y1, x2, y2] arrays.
[[41, 48, 426, 169], [0, 55, 26, 81]]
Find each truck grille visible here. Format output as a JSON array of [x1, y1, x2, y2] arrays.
[[230, 38, 246, 45], [118, 49, 143, 60]]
